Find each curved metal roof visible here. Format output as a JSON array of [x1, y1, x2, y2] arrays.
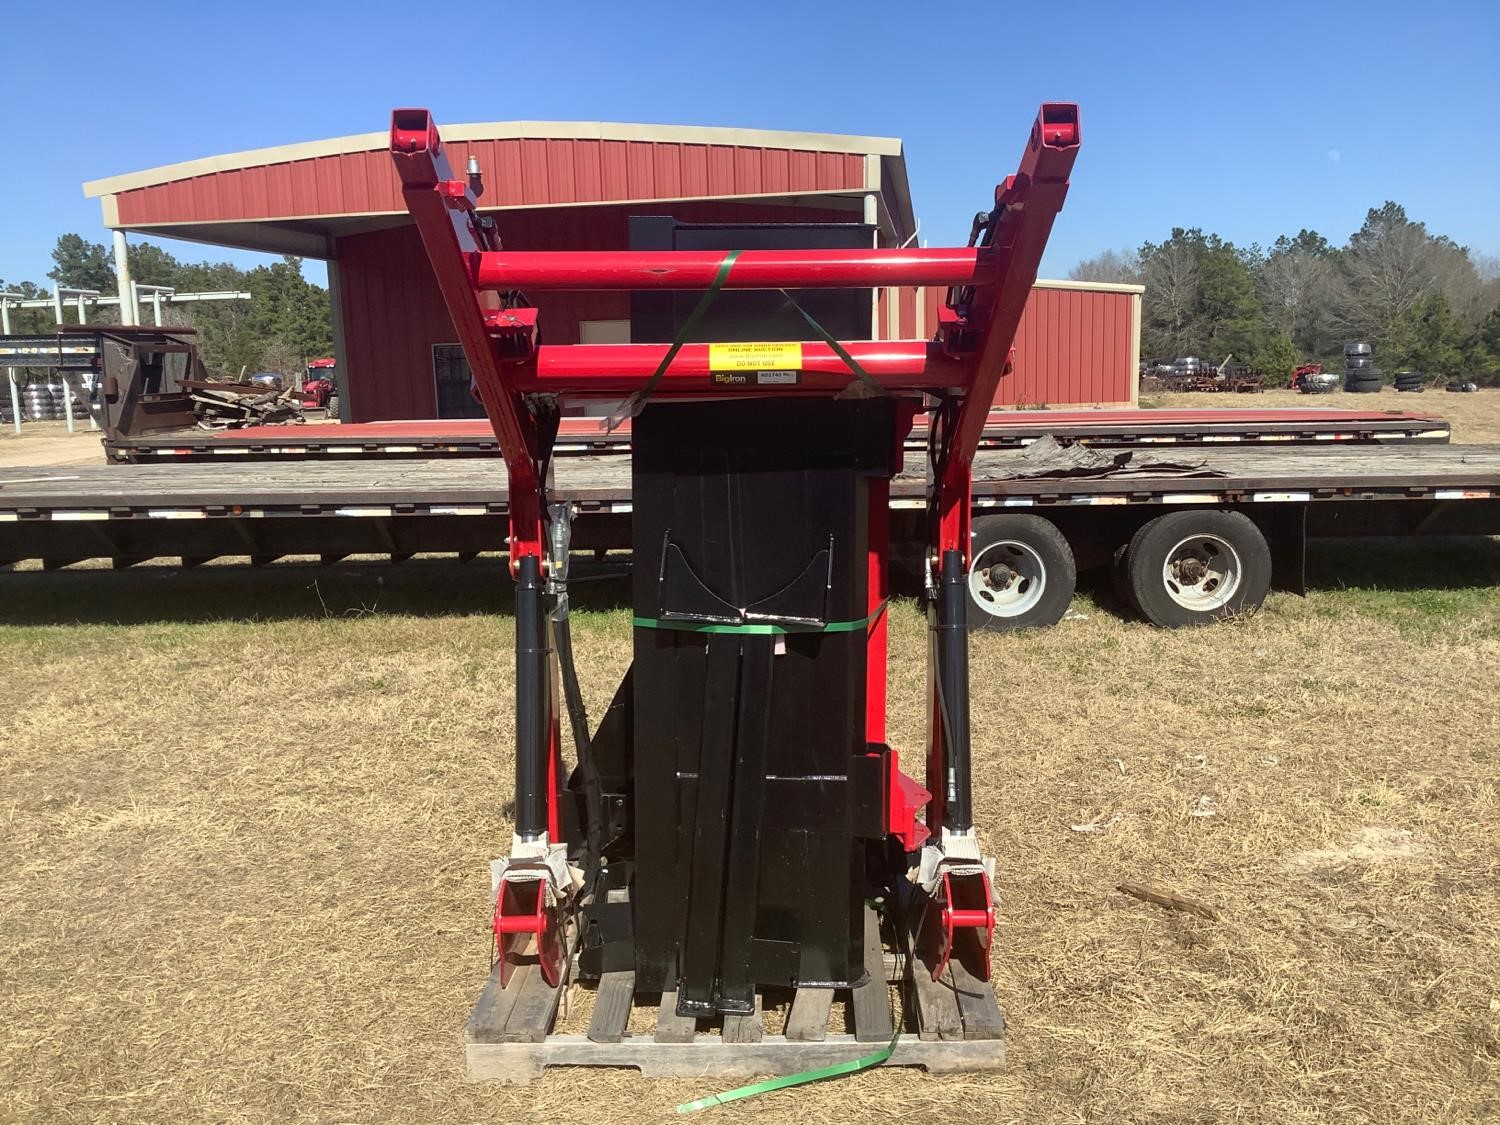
[[82, 120, 915, 259]]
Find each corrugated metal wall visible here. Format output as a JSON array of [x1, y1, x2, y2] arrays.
[[910, 283, 1140, 408], [339, 200, 856, 421], [114, 140, 867, 225]]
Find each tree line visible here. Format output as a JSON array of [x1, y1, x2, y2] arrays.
[[1, 235, 334, 379], [1071, 202, 1500, 384]]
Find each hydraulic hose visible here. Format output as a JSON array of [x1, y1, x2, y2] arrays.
[[552, 609, 604, 867]]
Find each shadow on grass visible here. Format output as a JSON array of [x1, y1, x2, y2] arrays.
[[1, 536, 1494, 629], [0, 556, 633, 626], [1077, 535, 1500, 623], [1304, 535, 1500, 594]]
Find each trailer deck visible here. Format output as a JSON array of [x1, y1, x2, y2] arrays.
[[101, 407, 1452, 463], [4, 444, 1497, 570]]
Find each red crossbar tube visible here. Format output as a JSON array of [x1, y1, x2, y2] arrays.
[[519, 341, 968, 393], [473, 248, 997, 291]]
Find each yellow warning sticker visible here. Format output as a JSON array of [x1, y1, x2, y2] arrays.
[[707, 342, 804, 371]]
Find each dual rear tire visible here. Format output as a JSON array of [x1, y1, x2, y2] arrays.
[[1118, 510, 1272, 628], [967, 514, 1076, 633], [965, 510, 1273, 632]]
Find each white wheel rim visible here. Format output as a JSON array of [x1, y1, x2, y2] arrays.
[[969, 540, 1046, 618], [1161, 534, 1242, 612]]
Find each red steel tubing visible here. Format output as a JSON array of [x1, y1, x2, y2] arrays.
[[473, 248, 996, 291], [520, 340, 968, 392]]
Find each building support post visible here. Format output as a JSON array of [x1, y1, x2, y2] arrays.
[[113, 230, 138, 326], [326, 257, 350, 422], [1, 297, 20, 435]]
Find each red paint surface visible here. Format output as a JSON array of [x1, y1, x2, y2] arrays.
[[337, 200, 856, 421], [918, 284, 1138, 407], [473, 248, 992, 290], [113, 138, 866, 225], [224, 407, 1444, 444]]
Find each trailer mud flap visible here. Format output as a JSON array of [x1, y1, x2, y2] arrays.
[[1258, 503, 1306, 595]]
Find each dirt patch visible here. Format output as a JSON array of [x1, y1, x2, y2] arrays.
[[1292, 826, 1424, 872], [0, 418, 105, 467]]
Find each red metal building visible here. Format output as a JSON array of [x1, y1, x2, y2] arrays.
[[84, 121, 1140, 419]]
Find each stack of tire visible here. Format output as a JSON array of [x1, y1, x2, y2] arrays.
[[21, 382, 59, 421], [1344, 342, 1381, 393], [1394, 370, 1426, 393], [51, 382, 87, 419]]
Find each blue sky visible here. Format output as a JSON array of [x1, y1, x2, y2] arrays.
[[1, 0, 1496, 289]]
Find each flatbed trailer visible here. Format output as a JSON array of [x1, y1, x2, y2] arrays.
[[101, 406, 1451, 463], [5, 442, 1497, 628]]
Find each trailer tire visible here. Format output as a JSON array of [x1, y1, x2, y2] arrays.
[[967, 514, 1076, 632], [1125, 510, 1271, 628]]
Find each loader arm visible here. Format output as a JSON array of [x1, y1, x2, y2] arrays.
[[392, 103, 1079, 994]]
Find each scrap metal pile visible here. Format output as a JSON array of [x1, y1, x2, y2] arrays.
[[181, 373, 305, 429]]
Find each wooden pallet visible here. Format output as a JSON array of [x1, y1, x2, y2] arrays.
[[465, 905, 1004, 1084]]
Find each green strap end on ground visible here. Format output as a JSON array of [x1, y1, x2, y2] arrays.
[[676, 1029, 902, 1114]]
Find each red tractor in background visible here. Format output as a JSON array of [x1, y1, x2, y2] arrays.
[[300, 358, 338, 412], [1291, 363, 1337, 394]]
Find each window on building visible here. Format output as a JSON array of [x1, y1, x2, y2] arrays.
[[432, 344, 486, 419]]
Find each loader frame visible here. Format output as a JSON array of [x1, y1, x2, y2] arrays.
[[391, 103, 1079, 1037]]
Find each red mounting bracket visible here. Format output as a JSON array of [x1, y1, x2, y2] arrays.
[[924, 868, 996, 982], [492, 876, 564, 988]]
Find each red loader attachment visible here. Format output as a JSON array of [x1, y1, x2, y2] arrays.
[[392, 105, 1078, 1009]]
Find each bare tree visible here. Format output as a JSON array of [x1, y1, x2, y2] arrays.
[[1068, 248, 1142, 285], [1258, 235, 1338, 356], [1337, 203, 1478, 340], [1142, 240, 1200, 355]]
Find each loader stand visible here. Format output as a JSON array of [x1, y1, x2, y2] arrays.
[[391, 100, 1080, 1080]]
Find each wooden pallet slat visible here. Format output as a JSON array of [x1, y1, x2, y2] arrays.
[[465, 963, 526, 1044], [900, 891, 964, 1042], [654, 991, 699, 1044], [784, 987, 834, 1042], [721, 994, 763, 1044], [497, 958, 569, 1044], [463, 892, 1004, 1082], [948, 953, 1005, 1041], [586, 970, 635, 1044], [467, 1033, 1005, 1083], [851, 905, 894, 1043]]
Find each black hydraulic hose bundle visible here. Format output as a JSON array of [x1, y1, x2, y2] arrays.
[[544, 501, 606, 871], [552, 607, 605, 868]]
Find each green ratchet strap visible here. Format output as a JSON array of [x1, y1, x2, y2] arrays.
[[603, 249, 741, 432], [677, 1023, 902, 1114], [634, 601, 887, 636], [777, 288, 889, 398]]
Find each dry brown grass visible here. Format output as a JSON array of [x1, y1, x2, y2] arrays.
[[3, 392, 1500, 1123], [2, 551, 1496, 1125], [1143, 387, 1500, 444]]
